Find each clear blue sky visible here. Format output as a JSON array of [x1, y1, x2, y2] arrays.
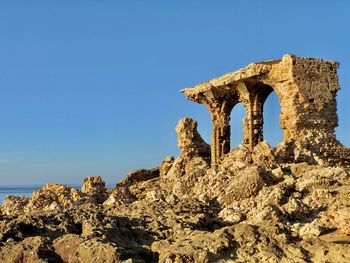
[[0, 1, 349, 185]]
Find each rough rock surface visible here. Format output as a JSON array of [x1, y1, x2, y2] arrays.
[[1, 163, 350, 262], [2, 146, 349, 263], [1, 55, 350, 262], [81, 176, 106, 195], [176, 117, 210, 160]]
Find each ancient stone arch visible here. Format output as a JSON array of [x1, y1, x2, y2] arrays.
[[182, 54, 346, 166]]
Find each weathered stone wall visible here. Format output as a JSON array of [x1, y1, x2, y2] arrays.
[[292, 57, 339, 130]]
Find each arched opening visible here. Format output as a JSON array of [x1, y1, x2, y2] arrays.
[[229, 102, 247, 149], [195, 113, 212, 146], [263, 91, 283, 146]]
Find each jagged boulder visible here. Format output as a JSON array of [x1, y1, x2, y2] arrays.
[[103, 187, 136, 206], [176, 118, 210, 160], [1, 184, 87, 215], [53, 234, 82, 262], [252, 140, 277, 169], [82, 176, 106, 195], [157, 118, 211, 198], [191, 145, 267, 205], [117, 168, 159, 188], [103, 168, 160, 206], [69, 238, 122, 263], [0, 236, 61, 263], [159, 155, 174, 176], [28, 184, 85, 212], [162, 156, 210, 197], [1, 196, 30, 216]]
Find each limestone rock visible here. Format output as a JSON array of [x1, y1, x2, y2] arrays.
[[1, 196, 30, 216], [295, 166, 342, 192], [103, 187, 136, 206], [216, 165, 267, 205], [162, 156, 209, 198], [0, 237, 60, 263], [176, 117, 210, 159], [334, 207, 350, 235], [0, 163, 349, 262], [69, 238, 122, 263], [270, 167, 285, 181], [218, 207, 245, 224], [299, 223, 322, 238], [29, 184, 85, 212], [0, 184, 87, 215], [252, 140, 276, 169], [117, 168, 159, 188], [82, 176, 106, 195], [53, 234, 82, 262], [159, 155, 174, 176], [193, 148, 267, 205]]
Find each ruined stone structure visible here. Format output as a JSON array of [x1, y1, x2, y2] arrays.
[[1, 55, 350, 262], [182, 54, 350, 166]]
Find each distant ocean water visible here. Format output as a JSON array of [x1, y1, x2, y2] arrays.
[[0, 183, 115, 204], [0, 186, 40, 204]]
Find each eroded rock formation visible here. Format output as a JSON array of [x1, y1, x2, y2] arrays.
[[176, 117, 211, 160], [81, 176, 106, 195], [0, 55, 349, 263]]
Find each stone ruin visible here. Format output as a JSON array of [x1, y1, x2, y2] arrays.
[[1, 54, 350, 263], [181, 54, 350, 167]]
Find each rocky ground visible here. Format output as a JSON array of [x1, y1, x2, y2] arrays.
[[1, 118, 349, 262]]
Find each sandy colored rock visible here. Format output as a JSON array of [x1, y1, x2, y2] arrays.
[[103, 187, 136, 206], [117, 168, 159, 188], [159, 155, 174, 176], [335, 207, 350, 235], [1, 196, 30, 216], [69, 238, 122, 263], [53, 234, 82, 262], [82, 176, 106, 195], [251, 140, 276, 169], [29, 184, 85, 211], [176, 117, 210, 160], [0, 55, 350, 262], [0, 236, 60, 263]]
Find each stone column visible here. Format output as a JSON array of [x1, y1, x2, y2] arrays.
[[247, 85, 273, 149], [238, 97, 264, 150], [208, 101, 233, 166], [240, 100, 253, 149], [251, 101, 264, 147]]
